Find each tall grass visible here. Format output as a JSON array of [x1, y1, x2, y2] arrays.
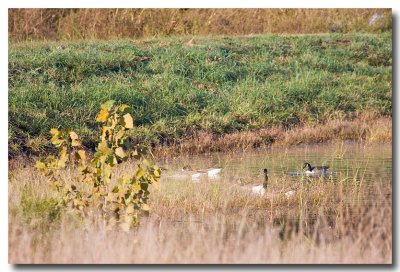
[[8, 148, 392, 264], [9, 206, 391, 264], [8, 9, 392, 41], [8, 33, 392, 157]]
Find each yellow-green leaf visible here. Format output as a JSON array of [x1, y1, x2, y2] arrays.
[[69, 131, 79, 140], [35, 160, 46, 170], [51, 136, 64, 146], [77, 149, 86, 162], [122, 113, 134, 129], [97, 141, 112, 156], [135, 167, 145, 179], [50, 128, 59, 136], [96, 108, 110, 122], [56, 147, 68, 168], [50, 182, 58, 191], [93, 193, 101, 200], [69, 131, 81, 146], [78, 165, 90, 175], [118, 104, 130, 113], [154, 169, 161, 178], [132, 183, 141, 192], [114, 129, 125, 142], [112, 186, 119, 193], [57, 156, 68, 168], [115, 147, 126, 158], [59, 146, 67, 157], [50, 129, 64, 146], [103, 164, 112, 183]]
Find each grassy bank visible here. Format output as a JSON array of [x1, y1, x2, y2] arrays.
[[9, 33, 392, 157], [154, 114, 391, 156], [9, 8, 391, 41]]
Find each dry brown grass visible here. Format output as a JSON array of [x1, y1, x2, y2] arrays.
[[9, 8, 392, 41], [9, 204, 391, 264], [154, 114, 392, 157], [8, 149, 392, 264]]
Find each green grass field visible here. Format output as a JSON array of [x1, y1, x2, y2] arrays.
[[9, 33, 392, 156]]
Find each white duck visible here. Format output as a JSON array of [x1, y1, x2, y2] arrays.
[[182, 165, 222, 182]]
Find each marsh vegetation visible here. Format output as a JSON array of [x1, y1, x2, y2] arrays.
[[9, 142, 392, 263]]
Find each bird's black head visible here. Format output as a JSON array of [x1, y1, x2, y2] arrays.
[[263, 168, 268, 189], [303, 162, 312, 171]]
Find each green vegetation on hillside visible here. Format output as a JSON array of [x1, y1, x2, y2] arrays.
[[8, 33, 392, 156]]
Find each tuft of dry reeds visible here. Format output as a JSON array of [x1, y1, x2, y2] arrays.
[[9, 191, 392, 264], [154, 114, 392, 157], [9, 203, 391, 264], [9, 8, 392, 41]]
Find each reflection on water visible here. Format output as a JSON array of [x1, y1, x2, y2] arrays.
[[159, 141, 392, 188]]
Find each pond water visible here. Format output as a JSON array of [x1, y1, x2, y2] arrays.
[[154, 141, 392, 230], [159, 141, 392, 190]]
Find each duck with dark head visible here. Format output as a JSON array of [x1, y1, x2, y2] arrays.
[[303, 162, 329, 177], [251, 168, 268, 196]]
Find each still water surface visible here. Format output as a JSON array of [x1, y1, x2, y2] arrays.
[[159, 141, 392, 188]]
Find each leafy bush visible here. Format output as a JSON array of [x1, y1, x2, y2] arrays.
[[36, 100, 161, 229]]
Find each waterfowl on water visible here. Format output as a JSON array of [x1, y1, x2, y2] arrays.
[[249, 168, 295, 199], [251, 168, 268, 196], [303, 162, 329, 177], [205, 168, 223, 178], [182, 165, 222, 181]]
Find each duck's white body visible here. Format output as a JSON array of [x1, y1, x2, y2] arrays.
[[190, 172, 203, 182], [305, 170, 329, 177], [206, 168, 222, 178], [305, 170, 320, 177], [181, 166, 222, 182], [251, 184, 266, 196]]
